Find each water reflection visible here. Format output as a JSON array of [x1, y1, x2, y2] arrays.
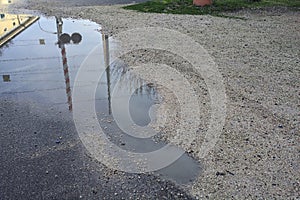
[[0, 0, 13, 10], [55, 16, 79, 111], [0, 12, 39, 47], [93, 36, 201, 185], [2, 74, 9, 82], [0, 15, 201, 184], [102, 33, 112, 114], [0, 0, 13, 5], [0, 16, 99, 109]]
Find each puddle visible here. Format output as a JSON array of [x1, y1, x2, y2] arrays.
[[0, 15, 200, 185], [0, 16, 101, 109]]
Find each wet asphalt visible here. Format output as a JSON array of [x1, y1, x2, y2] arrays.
[[0, 97, 194, 199]]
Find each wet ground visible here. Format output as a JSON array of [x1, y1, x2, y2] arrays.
[[0, 15, 200, 199]]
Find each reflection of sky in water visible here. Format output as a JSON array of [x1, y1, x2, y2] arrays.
[[95, 61, 160, 125], [0, 16, 102, 110], [95, 62, 201, 185], [0, 16, 201, 184]]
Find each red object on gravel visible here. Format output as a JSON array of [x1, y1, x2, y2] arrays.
[[193, 0, 212, 7]]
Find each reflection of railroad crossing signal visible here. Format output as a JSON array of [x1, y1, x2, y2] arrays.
[[61, 46, 72, 111], [55, 16, 83, 111], [59, 32, 82, 44], [71, 33, 82, 44]]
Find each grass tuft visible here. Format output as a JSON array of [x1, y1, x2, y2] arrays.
[[123, 0, 300, 17]]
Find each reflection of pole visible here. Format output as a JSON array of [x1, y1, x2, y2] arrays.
[[61, 46, 72, 111], [102, 33, 111, 114], [56, 17, 62, 47], [17, 15, 21, 25], [56, 17, 72, 111]]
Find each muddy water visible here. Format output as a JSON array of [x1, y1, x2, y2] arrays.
[[0, 16, 200, 184]]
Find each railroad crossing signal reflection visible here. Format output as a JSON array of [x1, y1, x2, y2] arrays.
[[56, 16, 83, 111], [55, 16, 111, 112]]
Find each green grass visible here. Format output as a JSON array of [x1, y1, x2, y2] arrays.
[[123, 0, 300, 16]]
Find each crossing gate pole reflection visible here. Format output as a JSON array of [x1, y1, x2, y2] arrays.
[[56, 16, 72, 111]]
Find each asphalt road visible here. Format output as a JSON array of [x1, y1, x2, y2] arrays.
[[0, 97, 194, 199]]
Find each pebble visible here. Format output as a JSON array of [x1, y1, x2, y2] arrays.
[[92, 189, 97, 194], [216, 171, 226, 176]]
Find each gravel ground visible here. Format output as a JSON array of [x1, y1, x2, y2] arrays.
[[8, 0, 300, 199]]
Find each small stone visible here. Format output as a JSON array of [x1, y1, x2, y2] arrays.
[[278, 125, 283, 128], [226, 170, 235, 176], [92, 189, 97, 194], [187, 149, 194, 153], [55, 140, 61, 144], [216, 171, 226, 176]]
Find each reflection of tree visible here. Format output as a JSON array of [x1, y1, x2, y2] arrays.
[[100, 34, 159, 115], [108, 60, 158, 100]]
